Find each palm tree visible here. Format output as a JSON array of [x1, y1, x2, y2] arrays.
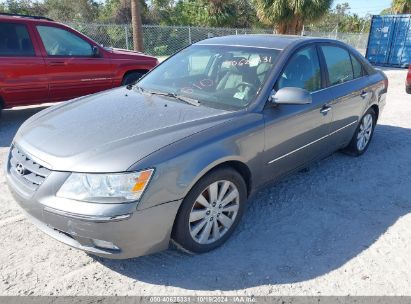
[[254, 0, 333, 35], [131, 0, 144, 52], [391, 0, 411, 14]]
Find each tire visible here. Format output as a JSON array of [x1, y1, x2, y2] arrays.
[[344, 108, 377, 156], [406, 85, 411, 94], [121, 71, 145, 86], [172, 167, 247, 254]]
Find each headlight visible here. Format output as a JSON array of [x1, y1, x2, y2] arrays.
[[57, 169, 154, 203]]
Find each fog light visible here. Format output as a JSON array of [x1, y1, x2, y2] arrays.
[[92, 239, 119, 250]]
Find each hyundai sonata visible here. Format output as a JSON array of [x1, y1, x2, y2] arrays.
[[6, 35, 388, 259]]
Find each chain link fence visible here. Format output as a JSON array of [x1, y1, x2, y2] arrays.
[[303, 26, 370, 54], [66, 22, 369, 57]]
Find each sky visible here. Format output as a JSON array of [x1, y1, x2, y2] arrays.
[[332, 0, 392, 16]]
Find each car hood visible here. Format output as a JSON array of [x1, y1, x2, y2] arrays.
[[14, 87, 233, 172], [108, 48, 157, 61]]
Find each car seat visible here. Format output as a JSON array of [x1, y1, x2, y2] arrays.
[[278, 55, 312, 89], [216, 57, 251, 90], [256, 62, 272, 84]]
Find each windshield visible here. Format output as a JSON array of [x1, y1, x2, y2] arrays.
[[137, 45, 281, 110]]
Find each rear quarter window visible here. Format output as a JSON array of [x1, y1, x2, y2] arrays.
[[0, 23, 35, 57], [351, 54, 364, 79]]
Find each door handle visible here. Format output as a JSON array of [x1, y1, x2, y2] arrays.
[[49, 61, 66, 66], [360, 91, 368, 98], [320, 105, 331, 115]]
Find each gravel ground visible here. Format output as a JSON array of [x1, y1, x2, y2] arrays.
[[0, 68, 410, 296]]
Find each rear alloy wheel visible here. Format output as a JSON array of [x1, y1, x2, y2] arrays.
[[356, 113, 373, 151], [344, 108, 376, 156], [172, 168, 247, 254]]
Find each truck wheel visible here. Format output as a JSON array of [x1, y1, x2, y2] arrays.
[[172, 167, 247, 254], [121, 72, 145, 86]]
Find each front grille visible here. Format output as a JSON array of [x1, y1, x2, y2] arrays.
[[8, 146, 51, 193]]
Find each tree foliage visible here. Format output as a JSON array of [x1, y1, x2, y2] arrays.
[[99, 0, 149, 24], [391, 0, 411, 13], [2, 0, 47, 16], [167, 0, 258, 28], [0, 0, 377, 34], [0, 0, 259, 28], [310, 3, 371, 33], [43, 0, 100, 22], [254, 0, 333, 34]]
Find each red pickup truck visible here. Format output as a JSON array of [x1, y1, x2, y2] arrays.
[[0, 13, 158, 113]]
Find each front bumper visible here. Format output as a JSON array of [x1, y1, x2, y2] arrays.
[[6, 150, 182, 259]]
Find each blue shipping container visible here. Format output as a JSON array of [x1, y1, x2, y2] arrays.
[[366, 14, 411, 68]]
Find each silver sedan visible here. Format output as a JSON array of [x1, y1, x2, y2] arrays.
[[6, 35, 388, 259]]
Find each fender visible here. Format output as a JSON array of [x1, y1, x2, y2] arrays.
[[132, 112, 265, 210]]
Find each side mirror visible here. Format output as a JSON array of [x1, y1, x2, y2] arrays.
[[92, 46, 100, 57], [270, 87, 312, 105]]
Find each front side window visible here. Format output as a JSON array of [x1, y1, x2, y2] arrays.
[[276, 46, 321, 92], [37, 26, 92, 57], [322, 45, 354, 86], [138, 45, 281, 110], [0, 23, 35, 56]]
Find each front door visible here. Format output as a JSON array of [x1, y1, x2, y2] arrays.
[[263, 45, 334, 182], [34, 24, 113, 102]]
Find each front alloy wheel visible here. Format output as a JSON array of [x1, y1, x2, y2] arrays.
[[188, 180, 240, 244], [172, 167, 247, 254]]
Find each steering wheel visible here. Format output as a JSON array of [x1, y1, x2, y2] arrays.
[[236, 82, 257, 92]]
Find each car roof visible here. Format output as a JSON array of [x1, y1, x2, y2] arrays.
[[195, 34, 306, 50], [0, 14, 55, 24], [195, 34, 338, 50]]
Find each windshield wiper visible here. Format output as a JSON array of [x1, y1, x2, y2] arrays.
[[170, 94, 201, 107], [136, 86, 200, 107]]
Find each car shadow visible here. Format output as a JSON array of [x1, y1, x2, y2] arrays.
[[94, 123, 411, 291], [0, 106, 49, 147]]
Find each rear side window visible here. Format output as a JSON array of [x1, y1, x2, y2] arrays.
[[321, 46, 354, 86], [351, 54, 363, 79], [0, 23, 35, 57], [37, 25, 93, 57], [276, 46, 321, 92]]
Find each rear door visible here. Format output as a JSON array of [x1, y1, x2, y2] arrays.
[[0, 21, 48, 107], [263, 45, 334, 182], [319, 44, 371, 147], [34, 24, 113, 102]]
